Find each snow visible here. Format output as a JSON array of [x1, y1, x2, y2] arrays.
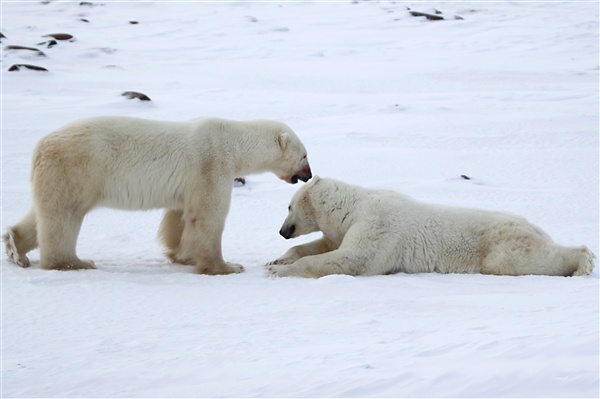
[[1, 1, 598, 397]]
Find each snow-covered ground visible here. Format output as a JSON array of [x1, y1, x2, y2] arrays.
[[1, 1, 598, 397]]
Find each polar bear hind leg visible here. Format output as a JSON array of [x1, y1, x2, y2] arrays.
[[3, 208, 38, 267], [526, 244, 594, 276], [566, 246, 594, 276], [481, 234, 595, 277], [35, 202, 95, 271]]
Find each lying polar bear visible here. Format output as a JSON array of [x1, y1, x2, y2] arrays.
[[4, 116, 312, 274], [265, 176, 594, 278]]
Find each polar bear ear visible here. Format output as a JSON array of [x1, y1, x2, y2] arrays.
[[276, 132, 290, 151]]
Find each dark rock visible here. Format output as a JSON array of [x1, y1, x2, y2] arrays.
[[460, 175, 471, 180], [407, 7, 464, 21], [408, 10, 445, 21], [234, 177, 246, 186], [122, 91, 151, 101], [44, 33, 74, 41], [8, 64, 48, 72], [37, 40, 58, 48], [129, 21, 139, 25], [5, 45, 46, 56]]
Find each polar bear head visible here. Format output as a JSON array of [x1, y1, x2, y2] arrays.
[[273, 129, 312, 184], [279, 176, 322, 239], [246, 119, 312, 184]]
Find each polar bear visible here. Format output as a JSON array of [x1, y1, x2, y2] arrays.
[[265, 177, 594, 278], [3, 116, 312, 274]]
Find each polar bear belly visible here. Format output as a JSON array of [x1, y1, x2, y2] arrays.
[[98, 161, 187, 211], [99, 178, 183, 211]]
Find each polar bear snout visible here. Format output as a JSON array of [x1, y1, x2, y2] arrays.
[[280, 224, 295, 239], [291, 173, 310, 184]]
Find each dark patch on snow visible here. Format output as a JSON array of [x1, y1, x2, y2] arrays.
[[122, 91, 152, 101], [8, 64, 48, 72], [5, 45, 46, 56]]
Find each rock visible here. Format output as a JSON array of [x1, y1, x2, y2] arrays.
[[5, 45, 46, 56], [129, 21, 139, 25], [8, 64, 48, 72], [234, 177, 246, 186], [460, 175, 471, 180], [407, 7, 464, 21], [408, 10, 444, 21], [37, 40, 58, 48], [121, 91, 151, 101], [43, 33, 74, 41]]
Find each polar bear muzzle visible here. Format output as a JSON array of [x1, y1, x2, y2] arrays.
[[280, 224, 295, 239], [289, 165, 312, 184]]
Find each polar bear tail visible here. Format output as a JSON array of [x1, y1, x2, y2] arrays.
[[569, 245, 595, 276]]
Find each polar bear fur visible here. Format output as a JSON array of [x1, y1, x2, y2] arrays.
[[265, 177, 595, 278], [3, 116, 312, 274]]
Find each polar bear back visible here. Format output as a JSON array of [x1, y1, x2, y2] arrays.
[[315, 179, 554, 275]]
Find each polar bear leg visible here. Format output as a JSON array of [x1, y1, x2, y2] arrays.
[[553, 245, 594, 276], [37, 207, 95, 271], [179, 217, 244, 275], [177, 183, 244, 275], [482, 236, 594, 276], [267, 248, 366, 278], [3, 208, 38, 268], [266, 236, 337, 266]]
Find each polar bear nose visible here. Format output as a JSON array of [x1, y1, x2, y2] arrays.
[[280, 224, 295, 239], [292, 166, 312, 184], [298, 172, 312, 183]]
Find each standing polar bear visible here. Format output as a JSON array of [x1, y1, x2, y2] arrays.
[[265, 177, 594, 278], [4, 116, 312, 274]]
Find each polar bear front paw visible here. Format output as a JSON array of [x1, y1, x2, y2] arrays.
[[264, 263, 294, 278], [265, 256, 296, 266], [194, 262, 245, 275], [225, 262, 245, 274], [42, 258, 96, 271]]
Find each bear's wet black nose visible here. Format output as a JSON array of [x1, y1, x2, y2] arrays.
[[299, 172, 312, 183], [279, 224, 295, 239], [292, 172, 312, 184]]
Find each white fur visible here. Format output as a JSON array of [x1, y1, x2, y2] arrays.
[[266, 176, 595, 278], [3, 116, 312, 274]]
